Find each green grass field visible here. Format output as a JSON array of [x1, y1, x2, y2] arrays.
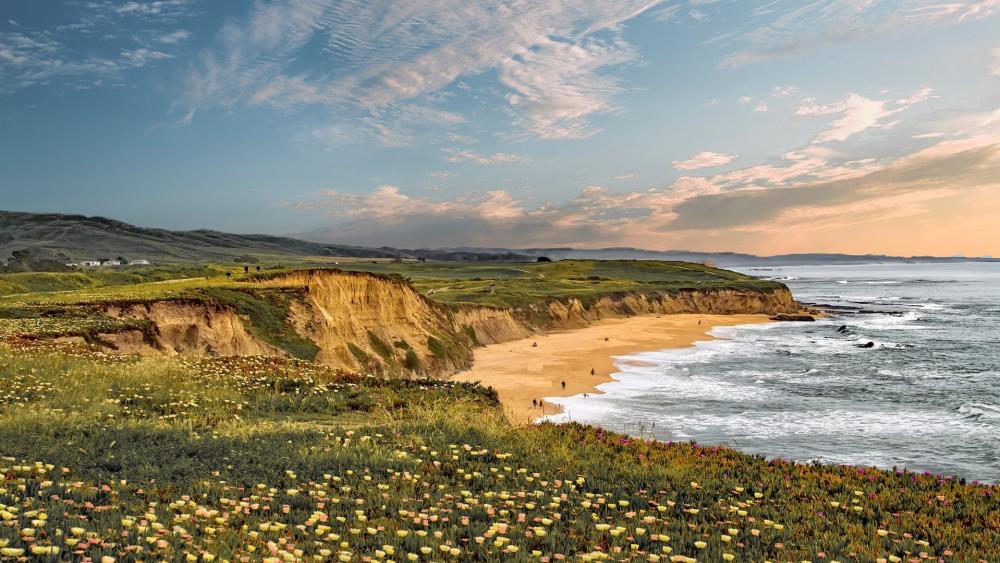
[[0, 262, 996, 560], [309, 259, 780, 308]]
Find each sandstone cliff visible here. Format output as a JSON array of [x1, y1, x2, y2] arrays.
[[101, 301, 284, 356], [97, 269, 797, 375]]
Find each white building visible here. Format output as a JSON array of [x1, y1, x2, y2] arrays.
[[129, 259, 150, 265], [80, 260, 102, 267]]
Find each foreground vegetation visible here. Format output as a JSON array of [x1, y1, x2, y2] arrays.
[[0, 344, 996, 561]]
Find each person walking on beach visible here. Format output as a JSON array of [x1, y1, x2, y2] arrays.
[[561, 380, 566, 390], [532, 399, 537, 408], [590, 368, 595, 376]]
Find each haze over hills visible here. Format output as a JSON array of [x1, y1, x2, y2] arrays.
[[1, 210, 995, 268], [428, 247, 1000, 266]]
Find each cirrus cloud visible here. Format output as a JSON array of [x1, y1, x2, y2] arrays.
[[183, 0, 663, 142]]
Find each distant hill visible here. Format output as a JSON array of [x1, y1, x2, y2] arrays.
[[399, 247, 999, 266], [4, 210, 994, 268], [0, 211, 408, 264], [0, 211, 537, 267]]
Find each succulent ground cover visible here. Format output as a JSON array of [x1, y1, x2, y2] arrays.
[[0, 348, 996, 562]]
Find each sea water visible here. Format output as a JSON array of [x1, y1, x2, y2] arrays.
[[545, 262, 1000, 482]]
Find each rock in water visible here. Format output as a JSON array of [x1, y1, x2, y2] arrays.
[[769, 313, 816, 322], [855, 341, 875, 348], [837, 325, 849, 333]]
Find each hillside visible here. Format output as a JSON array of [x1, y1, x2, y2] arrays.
[[0, 210, 406, 264]]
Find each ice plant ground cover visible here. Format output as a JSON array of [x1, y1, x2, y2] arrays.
[[0, 349, 997, 561]]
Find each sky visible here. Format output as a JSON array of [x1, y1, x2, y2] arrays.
[[1, 0, 999, 256]]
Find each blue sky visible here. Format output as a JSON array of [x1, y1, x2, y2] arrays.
[[2, 0, 999, 255]]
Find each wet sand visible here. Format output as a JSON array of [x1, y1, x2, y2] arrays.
[[452, 314, 771, 424]]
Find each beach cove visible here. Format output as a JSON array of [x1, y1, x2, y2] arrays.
[[452, 313, 771, 424]]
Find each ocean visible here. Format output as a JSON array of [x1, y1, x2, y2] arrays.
[[545, 262, 1000, 482]]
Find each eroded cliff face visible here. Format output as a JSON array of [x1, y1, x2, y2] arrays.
[[259, 270, 473, 374], [451, 307, 533, 345], [102, 301, 282, 357], [537, 288, 798, 328], [96, 270, 797, 375]]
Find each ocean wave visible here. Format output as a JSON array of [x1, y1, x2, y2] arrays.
[[957, 403, 1000, 423], [851, 311, 930, 330], [549, 407, 999, 442]]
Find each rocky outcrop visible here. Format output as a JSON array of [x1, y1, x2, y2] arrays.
[[769, 313, 816, 322]]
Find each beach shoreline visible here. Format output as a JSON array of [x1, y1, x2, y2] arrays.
[[452, 313, 772, 424]]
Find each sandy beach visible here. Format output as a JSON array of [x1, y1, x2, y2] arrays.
[[452, 314, 771, 424]]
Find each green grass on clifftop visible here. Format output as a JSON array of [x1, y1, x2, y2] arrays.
[[262, 259, 786, 308]]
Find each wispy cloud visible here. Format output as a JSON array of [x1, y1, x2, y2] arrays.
[[795, 88, 936, 143], [0, 2, 196, 93], [302, 103, 466, 148], [673, 151, 736, 170], [157, 30, 191, 45], [719, 1, 1000, 69], [183, 0, 662, 140], [443, 149, 523, 165], [315, 186, 526, 224], [990, 47, 1000, 75], [0, 31, 121, 91], [120, 48, 172, 67], [499, 35, 637, 139], [771, 85, 798, 97], [109, 0, 195, 20]]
